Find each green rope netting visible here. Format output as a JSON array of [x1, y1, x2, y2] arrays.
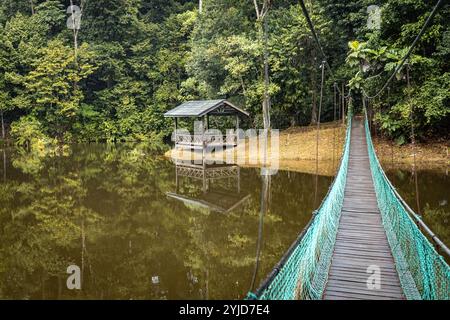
[[250, 109, 449, 301], [364, 110, 450, 300], [251, 112, 353, 300]]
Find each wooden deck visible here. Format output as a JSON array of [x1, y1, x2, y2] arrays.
[[323, 118, 405, 300]]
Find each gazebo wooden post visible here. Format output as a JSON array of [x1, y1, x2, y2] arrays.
[[202, 118, 207, 196], [174, 117, 178, 147], [175, 165, 179, 193], [235, 114, 240, 145], [202, 115, 206, 170], [237, 166, 241, 194], [203, 172, 207, 194]]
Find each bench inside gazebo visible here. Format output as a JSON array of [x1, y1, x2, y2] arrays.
[[164, 100, 249, 150]]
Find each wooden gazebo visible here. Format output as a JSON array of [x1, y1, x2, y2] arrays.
[[164, 100, 249, 150]]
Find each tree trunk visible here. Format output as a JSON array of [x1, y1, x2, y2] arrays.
[[307, 0, 318, 125], [199, 0, 203, 14], [253, 1, 271, 130], [1, 110, 5, 140], [250, 174, 270, 292], [30, 0, 35, 15], [69, 0, 80, 67], [262, 16, 271, 130]]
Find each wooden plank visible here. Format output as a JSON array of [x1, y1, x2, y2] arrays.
[[329, 271, 401, 283], [324, 291, 398, 300], [333, 249, 394, 259], [323, 118, 404, 300], [327, 278, 403, 291], [330, 260, 398, 271], [328, 266, 401, 278], [325, 285, 404, 299], [326, 282, 404, 296]]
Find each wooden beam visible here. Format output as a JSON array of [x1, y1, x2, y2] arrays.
[[202, 116, 206, 170]]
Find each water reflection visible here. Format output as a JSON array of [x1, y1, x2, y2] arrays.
[[384, 166, 450, 248], [2, 149, 5, 182], [167, 163, 250, 214], [0, 144, 448, 299], [0, 144, 332, 299], [250, 174, 271, 293]]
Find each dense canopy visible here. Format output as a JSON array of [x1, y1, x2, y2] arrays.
[[0, 0, 448, 147]]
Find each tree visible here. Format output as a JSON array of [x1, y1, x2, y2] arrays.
[[25, 40, 96, 142], [253, 0, 272, 130]]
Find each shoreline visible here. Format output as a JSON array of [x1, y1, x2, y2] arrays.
[[164, 123, 449, 176]]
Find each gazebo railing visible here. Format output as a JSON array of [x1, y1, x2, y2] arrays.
[[173, 132, 238, 147]]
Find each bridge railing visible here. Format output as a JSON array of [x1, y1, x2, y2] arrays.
[[248, 110, 353, 300], [364, 109, 450, 300]]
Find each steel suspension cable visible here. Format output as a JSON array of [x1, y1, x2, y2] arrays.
[[314, 61, 326, 207], [298, 0, 343, 96], [333, 83, 337, 169]]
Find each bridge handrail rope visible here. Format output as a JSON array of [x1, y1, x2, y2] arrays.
[[364, 97, 450, 256], [247, 106, 354, 300], [362, 0, 444, 99], [364, 108, 450, 300]]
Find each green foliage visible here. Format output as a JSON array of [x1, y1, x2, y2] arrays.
[[345, 0, 450, 140], [25, 40, 96, 141], [0, 0, 447, 146], [9, 116, 55, 151]]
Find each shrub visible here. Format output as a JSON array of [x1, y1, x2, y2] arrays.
[[10, 116, 55, 151]]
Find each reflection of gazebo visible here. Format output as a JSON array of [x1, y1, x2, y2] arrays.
[[166, 164, 250, 214], [164, 100, 249, 150]]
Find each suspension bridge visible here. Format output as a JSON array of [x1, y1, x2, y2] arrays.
[[243, 0, 450, 300], [247, 109, 449, 300]]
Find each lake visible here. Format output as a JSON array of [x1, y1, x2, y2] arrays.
[[0, 144, 448, 299]]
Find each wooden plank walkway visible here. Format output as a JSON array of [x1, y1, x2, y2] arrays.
[[323, 118, 405, 300]]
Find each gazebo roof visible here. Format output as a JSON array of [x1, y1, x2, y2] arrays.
[[164, 100, 249, 118]]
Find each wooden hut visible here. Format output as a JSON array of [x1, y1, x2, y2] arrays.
[[164, 100, 249, 150]]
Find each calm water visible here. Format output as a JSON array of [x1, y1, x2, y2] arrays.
[[0, 145, 332, 299], [0, 145, 448, 299], [383, 165, 450, 249]]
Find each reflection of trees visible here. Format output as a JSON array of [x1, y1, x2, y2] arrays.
[[0, 145, 335, 299], [0, 171, 91, 298], [387, 168, 450, 248], [250, 174, 271, 292], [2, 149, 5, 182], [422, 205, 450, 250]]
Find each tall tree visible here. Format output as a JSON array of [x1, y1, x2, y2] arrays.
[[25, 40, 95, 142], [253, 0, 272, 130]]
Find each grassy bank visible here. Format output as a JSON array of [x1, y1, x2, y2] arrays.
[[166, 122, 345, 177], [374, 137, 449, 168], [165, 121, 449, 176]]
